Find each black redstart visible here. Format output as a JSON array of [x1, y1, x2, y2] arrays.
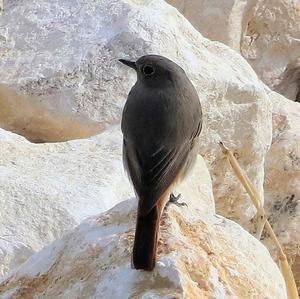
[[120, 55, 202, 271]]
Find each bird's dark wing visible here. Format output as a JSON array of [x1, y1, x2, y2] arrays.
[[123, 136, 195, 216], [122, 78, 202, 216]]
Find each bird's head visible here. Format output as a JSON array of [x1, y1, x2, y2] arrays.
[[119, 55, 185, 87]]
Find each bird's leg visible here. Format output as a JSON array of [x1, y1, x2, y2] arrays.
[[168, 193, 187, 207]]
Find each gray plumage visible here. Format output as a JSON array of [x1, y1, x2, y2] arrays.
[[120, 54, 202, 270]]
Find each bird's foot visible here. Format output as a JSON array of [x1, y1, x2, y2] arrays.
[[168, 193, 187, 207]]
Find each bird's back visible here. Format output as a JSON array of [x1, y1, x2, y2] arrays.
[[122, 73, 201, 214], [122, 75, 201, 149]]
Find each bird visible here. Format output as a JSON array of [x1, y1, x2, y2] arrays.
[[119, 55, 202, 271]]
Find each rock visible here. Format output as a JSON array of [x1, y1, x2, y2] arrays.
[[240, 0, 300, 89], [273, 57, 300, 102], [0, 0, 272, 239], [0, 127, 133, 275], [0, 0, 136, 124], [166, 0, 256, 52], [0, 85, 103, 143], [167, 0, 300, 99], [172, 156, 216, 217], [0, 1, 292, 295], [263, 91, 300, 292], [0, 182, 287, 298], [0, 129, 212, 276]]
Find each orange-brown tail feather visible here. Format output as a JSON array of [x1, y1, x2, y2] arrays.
[[132, 205, 161, 271]]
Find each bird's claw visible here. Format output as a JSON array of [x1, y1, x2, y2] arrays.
[[168, 193, 188, 207]]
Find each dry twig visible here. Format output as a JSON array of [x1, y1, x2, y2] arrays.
[[219, 142, 298, 299]]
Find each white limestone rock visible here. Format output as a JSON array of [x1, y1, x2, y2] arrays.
[[167, 0, 300, 101], [0, 0, 138, 123], [241, 0, 300, 89], [0, 0, 272, 240], [0, 186, 287, 298], [0, 127, 213, 276], [263, 91, 300, 291], [0, 84, 103, 143], [166, 0, 256, 52], [0, 127, 133, 275]]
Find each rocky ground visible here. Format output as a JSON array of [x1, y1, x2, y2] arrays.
[[0, 158, 286, 298], [0, 0, 298, 298]]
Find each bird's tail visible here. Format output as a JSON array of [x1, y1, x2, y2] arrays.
[[132, 205, 161, 271]]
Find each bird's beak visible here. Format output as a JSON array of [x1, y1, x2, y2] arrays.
[[119, 59, 137, 71]]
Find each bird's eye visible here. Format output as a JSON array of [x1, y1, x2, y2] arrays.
[[142, 65, 154, 76]]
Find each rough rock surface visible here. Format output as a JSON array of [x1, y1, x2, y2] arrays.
[[0, 0, 136, 124], [0, 85, 103, 143], [0, 161, 287, 298], [0, 0, 273, 266], [167, 0, 300, 288], [273, 57, 300, 102], [0, 127, 133, 275], [0, 128, 213, 276], [166, 0, 256, 52], [240, 0, 300, 90], [263, 92, 300, 292], [167, 0, 300, 99]]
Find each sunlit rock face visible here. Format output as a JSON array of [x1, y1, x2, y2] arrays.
[[167, 0, 300, 103], [166, 0, 257, 52], [0, 0, 272, 226], [0, 157, 287, 298], [0, 127, 133, 275], [241, 0, 300, 90], [163, 0, 300, 290], [263, 92, 300, 293], [0, 85, 103, 143]]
